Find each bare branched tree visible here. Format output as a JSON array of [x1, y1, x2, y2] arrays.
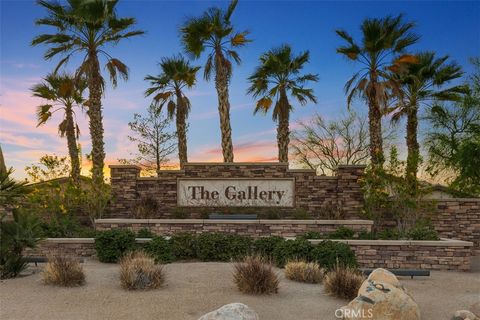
[[119, 104, 177, 176], [290, 111, 369, 175]]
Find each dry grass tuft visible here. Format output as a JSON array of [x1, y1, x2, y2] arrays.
[[284, 260, 324, 284], [233, 255, 279, 295], [42, 255, 85, 287], [324, 264, 364, 300], [119, 251, 165, 290]]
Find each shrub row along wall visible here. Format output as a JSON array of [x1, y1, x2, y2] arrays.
[[107, 163, 366, 219], [94, 219, 373, 238], [25, 238, 473, 271]]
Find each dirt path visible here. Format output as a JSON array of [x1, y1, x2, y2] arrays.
[[0, 261, 478, 320]]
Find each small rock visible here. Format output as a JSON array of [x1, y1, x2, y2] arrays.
[[453, 310, 479, 320], [198, 303, 259, 320]]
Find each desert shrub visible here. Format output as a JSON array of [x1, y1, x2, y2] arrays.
[[143, 236, 174, 263], [42, 255, 85, 287], [407, 225, 439, 240], [170, 233, 197, 260], [324, 264, 364, 300], [309, 240, 357, 271], [136, 228, 154, 238], [233, 255, 279, 295], [272, 238, 313, 267], [133, 196, 158, 219], [284, 260, 323, 284], [119, 251, 165, 290], [0, 210, 43, 279], [258, 209, 281, 219], [376, 228, 402, 240], [327, 227, 355, 239], [292, 208, 311, 220], [297, 231, 323, 240], [195, 233, 252, 261], [253, 236, 285, 260], [94, 229, 136, 263], [357, 230, 376, 240], [172, 207, 188, 219]]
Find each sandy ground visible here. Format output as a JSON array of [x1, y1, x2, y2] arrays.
[[0, 260, 479, 320]]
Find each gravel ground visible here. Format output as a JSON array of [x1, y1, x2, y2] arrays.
[[0, 260, 479, 320]]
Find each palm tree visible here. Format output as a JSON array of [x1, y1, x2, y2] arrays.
[[336, 15, 419, 169], [31, 73, 86, 185], [181, 0, 250, 162], [247, 45, 318, 162], [390, 52, 468, 187], [145, 56, 200, 168], [32, 0, 144, 184]]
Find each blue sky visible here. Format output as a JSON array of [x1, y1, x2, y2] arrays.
[[1, 0, 479, 179]]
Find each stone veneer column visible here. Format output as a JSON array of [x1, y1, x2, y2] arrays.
[[108, 165, 141, 218], [335, 165, 366, 218]]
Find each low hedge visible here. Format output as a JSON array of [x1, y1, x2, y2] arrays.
[[94, 229, 136, 263], [93, 231, 358, 269]]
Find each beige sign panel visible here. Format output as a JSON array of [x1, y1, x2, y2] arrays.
[[177, 178, 295, 207]]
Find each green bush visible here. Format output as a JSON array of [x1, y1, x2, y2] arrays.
[[407, 225, 439, 240], [327, 227, 355, 239], [143, 236, 174, 263], [94, 229, 136, 263], [1, 210, 43, 279], [170, 233, 197, 260], [272, 239, 313, 267], [292, 208, 312, 220], [172, 207, 188, 219], [195, 233, 251, 261], [136, 228, 154, 238], [357, 231, 376, 240], [253, 236, 285, 259], [309, 240, 357, 271], [376, 228, 402, 240], [297, 231, 323, 240]]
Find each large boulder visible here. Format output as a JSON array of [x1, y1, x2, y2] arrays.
[[198, 303, 259, 320], [452, 310, 480, 320], [340, 268, 420, 320]]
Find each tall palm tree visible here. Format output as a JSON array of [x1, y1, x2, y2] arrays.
[[181, 0, 250, 162], [390, 52, 468, 187], [247, 45, 318, 162], [145, 56, 200, 168], [336, 15, 419, 169], [31, 73, 86, 185], [32, 0, 144, 184]]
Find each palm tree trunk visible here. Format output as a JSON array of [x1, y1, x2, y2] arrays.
[[368, 72, 384, 169], [214, 54, 234, 162], [406, 105, 419, 191], [86, 54, 105, 184], [175, 92, 188, 168], [65, 105, 81, 185], [277, 89, 290, 163]]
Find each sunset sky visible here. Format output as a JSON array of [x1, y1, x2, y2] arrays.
[[1, 1, 479, 180]]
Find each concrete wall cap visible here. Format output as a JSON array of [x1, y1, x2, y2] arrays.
[[109, 165, 141, 169], [184, 162, 289, 166]]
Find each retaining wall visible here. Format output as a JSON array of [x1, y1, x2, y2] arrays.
[[25, 237, 473, 271], [94, 218, 373, 238]]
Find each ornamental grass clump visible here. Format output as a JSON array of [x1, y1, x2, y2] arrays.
[[323, 264, 364, 300], [284, 260, 324, 284], [119, 251, 165, 290], [42, 255, 85, 287], [233, 255, 279, 295]]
